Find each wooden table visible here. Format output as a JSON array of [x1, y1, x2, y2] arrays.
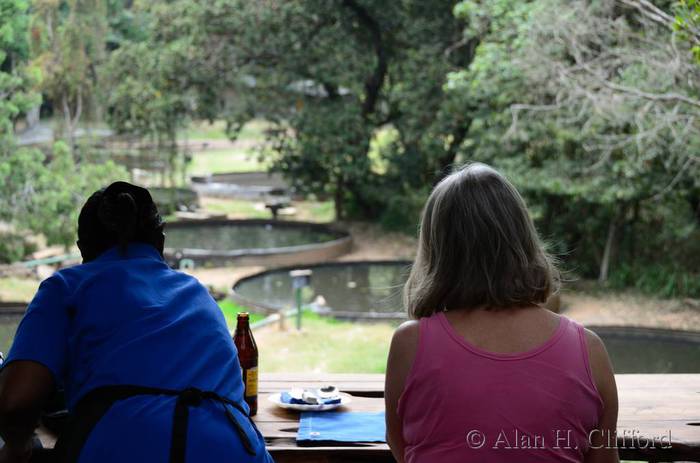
[[257, 373, 700, 463]]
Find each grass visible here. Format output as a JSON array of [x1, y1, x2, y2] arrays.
[[200, 197, 272, 218], [254, 310, 397, 373], [188, 149, 269, 175], [218, 299, 266, 327], [183, 119, 272, 175], [184, 119, 269, 141], [0, 277, 40, 302]]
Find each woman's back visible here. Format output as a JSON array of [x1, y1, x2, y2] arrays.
[[56, 244, 240, 405], [8, 243, 270, 462], [397, 309, 603, 463], [385, 163, 617, 463]]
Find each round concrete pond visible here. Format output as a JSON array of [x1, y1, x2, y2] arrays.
[[232, 260, 413, 320], [164, 219, 351, 267], [586, 325, 700, 374]]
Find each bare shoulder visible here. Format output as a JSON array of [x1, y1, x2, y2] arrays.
[[386, 320, 421, 397], [583, 328, 609, 362], [583, 328, 617, 396], [391, 320, 420, 350], [394, 319, 419, 337]]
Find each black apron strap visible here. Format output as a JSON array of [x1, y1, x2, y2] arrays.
[[54, 385, 257, 463]]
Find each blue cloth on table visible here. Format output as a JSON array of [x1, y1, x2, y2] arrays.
[[280, 392, 341, 405], [297, 411, 386, 445]]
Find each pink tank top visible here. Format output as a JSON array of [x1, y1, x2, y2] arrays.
[[397, 312, 603, 463]]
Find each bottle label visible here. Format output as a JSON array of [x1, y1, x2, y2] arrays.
[[244, 366, 258, 397]]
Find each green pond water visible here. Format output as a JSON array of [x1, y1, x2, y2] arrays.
[[593, 333, 700, 374], [233, 262, 410, 314], [165, 223, 339, 251]]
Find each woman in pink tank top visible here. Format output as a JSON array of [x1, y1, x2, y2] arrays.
[[385, 163, 619, 463]]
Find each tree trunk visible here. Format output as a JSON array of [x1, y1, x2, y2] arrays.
[[599, 204, 626, 283], [334, 178, 344, 221], [599, 219, 616, 283], [62, 90, 82, 151], [342, 0, 387, 120]]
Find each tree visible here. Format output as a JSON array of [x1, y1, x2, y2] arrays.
[[30, 0, 108, 148], [671, 0, 700, 62], [1, 0, 42, 262], [30, 141, 128, 248], [449, 0, 700, 286], [144, 0, 479, 219], [103, 8, 195, 187], [0, 0, 127, 262]]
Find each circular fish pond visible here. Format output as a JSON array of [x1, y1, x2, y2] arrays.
[[164, 219, 352, 267], [232, 260, 412, 320], [587, 326, 700, 373]]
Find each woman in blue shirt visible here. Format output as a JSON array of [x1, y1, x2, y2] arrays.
[[0, 182, 273, 463]]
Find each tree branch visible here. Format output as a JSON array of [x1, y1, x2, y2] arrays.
[[342, 0, 388, 119]]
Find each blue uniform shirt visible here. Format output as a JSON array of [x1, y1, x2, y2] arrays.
[[6, 243, 272, 462]]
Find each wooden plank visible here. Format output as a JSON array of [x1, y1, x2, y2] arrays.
[[257, 374, 700, 462], [35, 373, 700, 462]]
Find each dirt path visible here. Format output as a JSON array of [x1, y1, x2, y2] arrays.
[[562, 288, 700, 330]]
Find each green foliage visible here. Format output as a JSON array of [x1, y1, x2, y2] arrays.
[[0, 0, 30, 62], [675, 0, 700, 62], [4, 0, 698, 297], [29, 141, 128, 248], [105, 0, 150, 50], [379, 188, 428, 233], [609, 263, 700, 299], [0, 141, 127, 258], [0, 234, 36, 264], [103, 6, 198, 186], [141, 0, 477, 219], [0, 0, 39, 133], [443, 0, 700, 290], [105, 42, 190, 136], [30, 0, 108, 142], [118, 0, 700, 295]]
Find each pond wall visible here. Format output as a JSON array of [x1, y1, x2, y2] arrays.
[[164, 219, 352, 268]]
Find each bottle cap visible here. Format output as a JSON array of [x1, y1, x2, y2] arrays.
[[237, 312, 249, 318]]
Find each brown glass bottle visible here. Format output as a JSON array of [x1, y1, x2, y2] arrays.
[[233, 312, 258, 416]]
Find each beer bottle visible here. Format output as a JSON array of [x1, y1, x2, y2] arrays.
[[234, 312, 258, 415]]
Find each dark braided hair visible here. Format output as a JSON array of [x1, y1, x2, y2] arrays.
[[77, 182, 164, 262]]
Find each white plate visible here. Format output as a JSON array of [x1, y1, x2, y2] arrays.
[[267, 392, 352, 411]]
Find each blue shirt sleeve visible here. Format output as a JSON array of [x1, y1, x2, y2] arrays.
[[5, 272, 71, 383]]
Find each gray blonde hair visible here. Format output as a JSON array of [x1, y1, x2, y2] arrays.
[[404, 163, 558, 318]]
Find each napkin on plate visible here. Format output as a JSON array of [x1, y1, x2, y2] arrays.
[[280, 386, 342, 405], [297, 411, 386, 445]]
